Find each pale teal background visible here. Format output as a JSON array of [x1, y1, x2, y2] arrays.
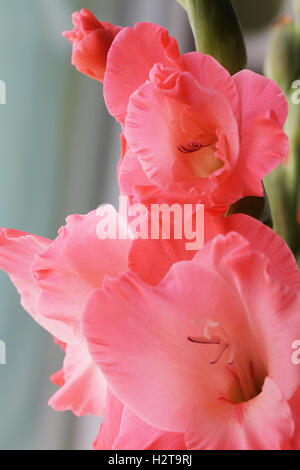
[[0, 0, 290, 450]]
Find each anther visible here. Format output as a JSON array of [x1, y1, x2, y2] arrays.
[[177, 140, 209, 154], [187, 336, 220, 345], [227, 340, 238, 365], [188, 336, 230, 365]]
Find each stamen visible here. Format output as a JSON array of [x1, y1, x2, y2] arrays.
[[210, 342, 229, 365], [177, 140, 209, 154], [227, 340, 238, 365], [187, 336, 220, 345], [188, 320, 234, 366], [188, 320, 259, 401], [204, 320, 219, 340], [187, 336, 229, 365]]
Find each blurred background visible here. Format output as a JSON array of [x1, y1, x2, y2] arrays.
[[0, 0, 295, 450]]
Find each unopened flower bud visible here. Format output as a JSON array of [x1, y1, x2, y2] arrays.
[[63, 9, 122, 82]]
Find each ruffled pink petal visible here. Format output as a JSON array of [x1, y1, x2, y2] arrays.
[[119, 150, 155, 198], [125, 70, 239, 207], [129, 236, 194, 287], [0, 229, 73, 342], [119, 150, 192, 208], [33, 207, 131, 342], [119, 150, 154, 199], [128, 204, 205, 286], [104, 22, 180, 123], [213, 113, 289, 204], [93, 388, 124, 450], [49, 342, 106, 417], [220, 214, 300, 292], [224, 70, 288, 202], [178, 52, 240, 121], [114, 407, 186, 450], [50, 368, 65, 387], [233, 70, 288, 128], [94, 388, 186, 450], [0, 229, 49, 315], [186, 378, 294, 450], [129, 211, 300, 290]]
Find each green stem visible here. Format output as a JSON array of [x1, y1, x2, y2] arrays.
[[264, 167, 296, 250], [287, 100, 300, 213], [182, 0, 247, 74], [286, 112, 300, 255]]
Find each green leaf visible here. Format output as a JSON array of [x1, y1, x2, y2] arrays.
[[227, 191, 273, 229]]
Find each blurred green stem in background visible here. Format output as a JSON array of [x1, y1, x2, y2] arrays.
[[294, 0, 300, 25], [264, 8, 300, 260], [176, 0, 247, 74]]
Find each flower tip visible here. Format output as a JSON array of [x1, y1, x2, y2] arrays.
[[79, 8, 101, 29], [274, 15, 293, 29], [80, 8, 91, 16], [72, 11, 81, 25], [62, 30, 74, 43]]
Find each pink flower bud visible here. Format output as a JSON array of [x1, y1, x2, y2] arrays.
[[63, 9, 122, 82]]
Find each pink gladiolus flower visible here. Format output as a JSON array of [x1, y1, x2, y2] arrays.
[[63, 9, 122, 82], [101, 22, 289, 212], [84, 230, 300, 450], [0, 207, 131, 417]]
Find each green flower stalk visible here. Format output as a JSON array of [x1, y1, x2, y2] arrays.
[[264, 10, 300, 258], [177, 0, 247, 74], [264, 16, 300, 94], [294, 0, 300, 25]]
